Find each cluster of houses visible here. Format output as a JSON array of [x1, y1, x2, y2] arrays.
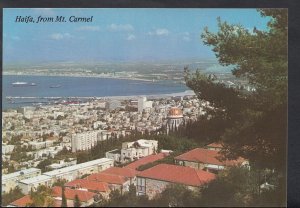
[[105, 139, 159, 164], [2, 95, 208, 173], [5, 141, 249, 207]]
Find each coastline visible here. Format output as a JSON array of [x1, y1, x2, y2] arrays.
[[2, 90, 195, 111], [3, 72, 158, 82], [96, 90, 195, 100]]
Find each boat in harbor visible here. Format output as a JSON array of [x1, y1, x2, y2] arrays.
[[12, 82, 37, 87]]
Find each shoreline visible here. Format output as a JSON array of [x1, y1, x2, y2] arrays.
[[3, 73, 161, 83], [2, 90, 196, 111], [96, 90, 195, 100]]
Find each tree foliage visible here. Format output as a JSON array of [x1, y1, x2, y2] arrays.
[[151, 184, 199, 207], [74, 194, 81, 207], [185, 9, 287, 172], [1, 187, 24, 206], [61, 186, 67, 207], [29, 185, 55, 207], [37, 158, 52, 172], [199, 166, 285, 207]]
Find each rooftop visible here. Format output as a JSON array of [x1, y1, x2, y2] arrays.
[[43, 158, 113, 177], [10, 195, 32, 207], [168, 107, 183, 117], [86, 173, 127, 185], [19, 175, 52, 185], [65, 179, 110, 193], [52, 186, 96, 202], [137, 164, 215, 187], [125, 152, 169, 170], [175, 148, 245, 166], [2, 168, 41, 181], [107, 149, 121, 154], [101, 167, 138, 178]]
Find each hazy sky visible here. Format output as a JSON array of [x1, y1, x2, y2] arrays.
[[4, 8, 270, 63]]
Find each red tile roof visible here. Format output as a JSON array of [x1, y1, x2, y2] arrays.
[[10, 195, 32, 207], [86, 173, 127, 185], [52, 186, 96, 202], [137, 164, 215, 187], [125, 152, 169, 170], [65, 179, 110, 193], [101, 167, 138, 178], [175, 148, 246, 166]]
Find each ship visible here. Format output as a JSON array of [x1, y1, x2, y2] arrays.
[[50, 84, 62, 88], [12, 82, 37, 87]]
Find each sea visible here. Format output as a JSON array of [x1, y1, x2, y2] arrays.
[[2, 75, 189, 110]]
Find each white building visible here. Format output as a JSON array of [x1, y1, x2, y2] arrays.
[[43, 158, 114, 183], [105, 149, 121, 163], [47, 158, 77, 170], [17, 106, 35, 115], [138, 97, 153, 113], [120, 139, 158, 163], [2, 168, 41, 194], [71, 131, 100, 152], [29, 141, 54, 150], [18, 175, 52, 194]]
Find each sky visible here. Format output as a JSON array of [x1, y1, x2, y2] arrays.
[[3, 8, 271, 63]]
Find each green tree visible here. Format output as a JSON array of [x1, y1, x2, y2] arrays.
[[199, 167, 256, 206], [185, 9, 287, 172], [152, 184, 199, 207], [198, 166, 285, 207], [61, 186, 67, 207], [1, 187, 24, 206], [74, 194, 81, 207], [29, 185, 55, 207], [76, 151, 91, 164], [37, 158, 52, 172]]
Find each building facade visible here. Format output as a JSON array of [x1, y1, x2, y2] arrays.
[[136, 164, 215, 199], [2, 168, 41, 194], [18, 175, 52, 194], [175, 148, 249, 174], [120, 139, 158, 163], [138, 97, 153, 113], [71, 131, 99, 152], [43, 158, 114, 183]]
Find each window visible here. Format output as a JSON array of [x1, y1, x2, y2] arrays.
[[137, 178, 146, 194], [137, 185, 145, 193]]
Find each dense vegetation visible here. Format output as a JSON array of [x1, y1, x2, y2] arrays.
[[186, 8, 287, 172]]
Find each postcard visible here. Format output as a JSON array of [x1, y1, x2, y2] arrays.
[[2, 7, 288, 207]]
